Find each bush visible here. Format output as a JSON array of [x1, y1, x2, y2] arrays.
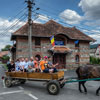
[[2, 55, 10, 60], [90, 56, 100, 64]]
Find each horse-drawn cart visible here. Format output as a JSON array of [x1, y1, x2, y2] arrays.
[[2, 69, 100, 95], [3, 71, 65, 95]]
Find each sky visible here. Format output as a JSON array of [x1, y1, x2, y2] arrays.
[[0, 0, 100, 50]]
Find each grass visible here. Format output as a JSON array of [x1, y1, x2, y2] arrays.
[[3, 64, 8, 70], [0, 63, 8, 70]]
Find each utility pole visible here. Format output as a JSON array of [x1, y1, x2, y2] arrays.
[[25, 0, 33, 58]]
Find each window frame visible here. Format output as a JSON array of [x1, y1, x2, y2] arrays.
[[75, 55, 80, 63], [75, 42, 79, 47], [55, 36, 66, 46], [35, 37, 41, 46]]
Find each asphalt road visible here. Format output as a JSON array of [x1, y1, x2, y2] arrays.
[[0, 64, 100, 100]]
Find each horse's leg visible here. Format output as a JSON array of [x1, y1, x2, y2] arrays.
[[82, 81, 87, 94], [79, 82, 83, 93], [96, 86, 100, 96]]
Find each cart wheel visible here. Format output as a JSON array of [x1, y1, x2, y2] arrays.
[[60, 83, 65, 88], [47, 80, 60, 95], [20, 79, 26, 84], [5, 78, 12, 88]]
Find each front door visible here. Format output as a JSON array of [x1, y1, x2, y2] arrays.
[[53, 53, 66, 68]]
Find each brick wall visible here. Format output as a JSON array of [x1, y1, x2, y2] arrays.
[[66, 40, 90, 67], [16, 37, 52, 59], [15, 36, 90, 68]]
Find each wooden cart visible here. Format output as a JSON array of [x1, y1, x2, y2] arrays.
[[3, 71, 65, 95]]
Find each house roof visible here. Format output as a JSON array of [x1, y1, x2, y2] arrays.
[[11, 20, 95, 42], [50, 46, 71, 53], [0, 51, 9, 58], [90, 44, 100, 49]]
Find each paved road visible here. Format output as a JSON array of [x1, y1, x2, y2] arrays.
[[0, 65, 99, 100]]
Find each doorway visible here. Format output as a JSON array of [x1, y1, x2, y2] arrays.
[[53, 53, 66, 68]]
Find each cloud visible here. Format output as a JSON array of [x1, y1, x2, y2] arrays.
[[89, 34, 100, 43], [33, 20, 42, 24], [80, 29, 100, 43], [37, 14, 49, 21], [79, 0, 100, 20], [59, 9, 82, 24], [0, 36, 12, 50], [32, 14, 50, 24], [82, 29, 100, 35], [84, 20, 100, 27], [0, 18, 25, 50], [0, 14, 49, 50], [59, 0, 100, 26]]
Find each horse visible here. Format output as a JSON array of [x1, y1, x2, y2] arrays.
[[76, 65, 100, 96]]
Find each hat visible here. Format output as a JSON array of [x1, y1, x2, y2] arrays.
[[44, 56, 48, 59]]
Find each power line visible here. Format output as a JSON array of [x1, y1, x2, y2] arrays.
[[9, 7, 27, 21], [34, 2, 100, 35], [0, 7, 27, 36], [36, 8, 100, 36], [35, 0, 62, 13], [0, 13, 27, 37], [32, 11, 100, 39]]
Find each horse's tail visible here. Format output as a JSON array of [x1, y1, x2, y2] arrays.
[[76, 67, 81, 78]]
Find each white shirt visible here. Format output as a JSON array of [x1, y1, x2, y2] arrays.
[[24, 61, 29, 69], [20, 61, 25, 69]]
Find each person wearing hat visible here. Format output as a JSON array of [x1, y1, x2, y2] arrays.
[[39, 56, 48, 72]]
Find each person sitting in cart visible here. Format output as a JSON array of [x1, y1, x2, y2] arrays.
[[40, 56, 48, 73], [40, 56, 57, 73], [8, 60, 15, 72], [24, 57, 29, 72], [34, 56, 41, 72], [28, 57, 35, 72], [15, 58, 20, 72], [19, 57, 25, 72], [48, 56, 58, 73]]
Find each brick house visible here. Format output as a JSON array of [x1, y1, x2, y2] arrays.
[[11, 20, 95, 68], [90, 44, 100, 58], [0, 51, 11, 63]]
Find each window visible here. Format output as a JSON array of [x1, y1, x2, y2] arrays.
[[35, 54, 41, 61], [75, 40, 79, 47], [55, 41, 64, 45], [55, 36, 65, 46], [75, 42, 79, 47], [75, 55, 79, 63], [35, 38, 41, 46]]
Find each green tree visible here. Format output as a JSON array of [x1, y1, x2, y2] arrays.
[[1, 45, 11, 51]]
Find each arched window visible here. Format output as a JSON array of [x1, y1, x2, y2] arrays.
[[75, 55, 79, 63], [55, 35, 66, 46], [35, 54, 41, 61]]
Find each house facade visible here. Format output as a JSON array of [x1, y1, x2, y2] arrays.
[[90, 44, 100, 58], [11, 20, 95, 68], [0, 51, 11, 63]]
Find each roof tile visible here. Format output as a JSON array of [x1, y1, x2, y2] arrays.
[[12, 20, 95, 41]]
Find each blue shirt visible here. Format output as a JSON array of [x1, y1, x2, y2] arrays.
[[15, 61, 20, 71], [24, 61, 29, 69], [28, 61, 34, 68]]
